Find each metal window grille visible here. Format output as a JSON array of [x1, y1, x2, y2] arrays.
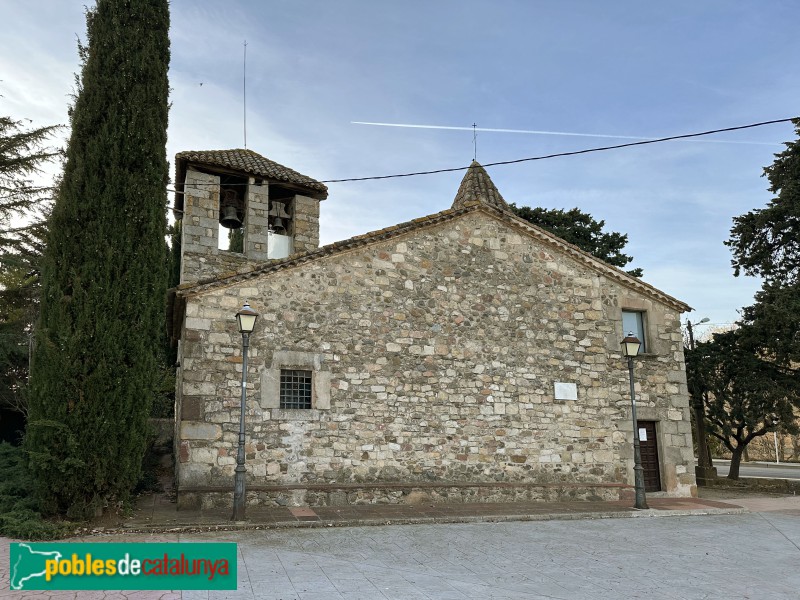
[[279, 369, 312, 409]]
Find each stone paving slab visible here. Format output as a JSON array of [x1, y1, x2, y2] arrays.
[[719, 494, 800, 514], [117, 493, 746, 535], [4, 504, 800, 600]]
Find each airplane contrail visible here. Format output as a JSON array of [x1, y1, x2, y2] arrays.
[[351, 121, 777, 145]]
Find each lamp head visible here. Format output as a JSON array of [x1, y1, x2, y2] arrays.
[[621, 332, 641, 357], [236, 301, 259, 334]]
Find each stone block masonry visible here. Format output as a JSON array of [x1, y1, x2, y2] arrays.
[[179, 168, 322, 284], [175, 210, 695, 507], [292, 195, 321, 254]]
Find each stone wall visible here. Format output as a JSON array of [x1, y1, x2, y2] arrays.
[[176, 211, 695, 506], [292, 195, 320, 254], [181, 250, 257, 284], [180, 168, 321, 283], [244, 180, 270, 262], [715, 431, 800, 463], [180, 481, 630, 510], [180, 169, 221, 283]]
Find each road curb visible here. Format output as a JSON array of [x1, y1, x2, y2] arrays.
[[712, 460, 800, 470], [88, 506, 749, 537]]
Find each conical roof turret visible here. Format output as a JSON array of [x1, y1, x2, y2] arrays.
[[451, 161, 510, 211]]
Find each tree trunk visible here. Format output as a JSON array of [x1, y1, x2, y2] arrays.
[[728, 447, 744, 480]]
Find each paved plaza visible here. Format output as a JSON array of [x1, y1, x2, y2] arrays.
[[2, 495, 800, 599]]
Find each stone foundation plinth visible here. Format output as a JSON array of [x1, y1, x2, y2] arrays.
[[177, 481, 631, 510]]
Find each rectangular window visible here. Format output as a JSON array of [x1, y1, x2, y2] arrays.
[[279, 369, 313, 409], [622, 310, 647, 353]]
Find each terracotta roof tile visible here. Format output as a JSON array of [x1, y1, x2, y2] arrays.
[[452, 161, 510, 211], [179, 148, 326, 192], [174, 149, 327, 213]]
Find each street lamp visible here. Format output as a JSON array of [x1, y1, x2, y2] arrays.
[[621, 332, 648, 510], [685, 317, 709, 349], [232, 301, 258, 521], [685, 317, 716, 484]]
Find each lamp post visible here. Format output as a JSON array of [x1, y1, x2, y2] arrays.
[[686, 318, 717, 484], [621, 332, 648, 510], [232, 301, 258, 521]]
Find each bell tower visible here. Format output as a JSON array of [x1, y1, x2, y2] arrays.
[[173, 149, 328, 284]]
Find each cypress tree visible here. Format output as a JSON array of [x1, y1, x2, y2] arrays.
[[26, 0, 170, 518]]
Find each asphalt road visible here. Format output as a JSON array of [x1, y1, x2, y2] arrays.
[[712, 461, 800, 480]]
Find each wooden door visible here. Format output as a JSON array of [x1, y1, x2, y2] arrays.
[[637, 421, 662, 492]]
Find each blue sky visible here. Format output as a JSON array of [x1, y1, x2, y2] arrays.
[[2, 0, 797, 334]]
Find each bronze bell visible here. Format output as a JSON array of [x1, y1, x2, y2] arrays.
[[219, 204, 242, 229], [271, 216, 286, 233]]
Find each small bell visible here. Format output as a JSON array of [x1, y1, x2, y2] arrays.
[[219, 204, 242, 228], [272, 216, 286, 234]]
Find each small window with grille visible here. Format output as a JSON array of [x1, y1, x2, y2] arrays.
[[279, 369, 313, 409]]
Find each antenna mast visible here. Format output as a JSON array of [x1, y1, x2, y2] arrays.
[[243, 40, 248, 148]]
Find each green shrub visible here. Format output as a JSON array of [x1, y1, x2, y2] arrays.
[[0, 443, 75, 540]]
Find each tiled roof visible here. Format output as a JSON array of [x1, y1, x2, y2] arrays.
[[452, 161, 510, 211], [174, 149, 327, 212]]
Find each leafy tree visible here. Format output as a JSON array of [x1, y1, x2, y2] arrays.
[[26, 0, 170, 518], [0, 265, 33, 420], [737, 282, 800, 366], [686, 329, 800, 480], [0, 116, 59, 241], [0, 220, 47, 420], [726, 119, 800, 366], [0, 117, 58, 423], [691, 120, 800, 480], [509, 204, 643, 277], [726, 118, 800, 287]]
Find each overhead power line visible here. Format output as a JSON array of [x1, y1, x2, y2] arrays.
[[164, 116, 798, 195], [320, 117, 798, 183]]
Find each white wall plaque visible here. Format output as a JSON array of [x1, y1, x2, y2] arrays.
[[554, 382, 578, 401]]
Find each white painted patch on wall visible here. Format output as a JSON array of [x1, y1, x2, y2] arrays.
[[268, 231, 293, 259]]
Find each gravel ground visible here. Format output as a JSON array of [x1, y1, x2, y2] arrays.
[[697, 483, 795, 499]]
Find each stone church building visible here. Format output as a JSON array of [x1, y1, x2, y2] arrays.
[[168, 149, 696, 509]]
